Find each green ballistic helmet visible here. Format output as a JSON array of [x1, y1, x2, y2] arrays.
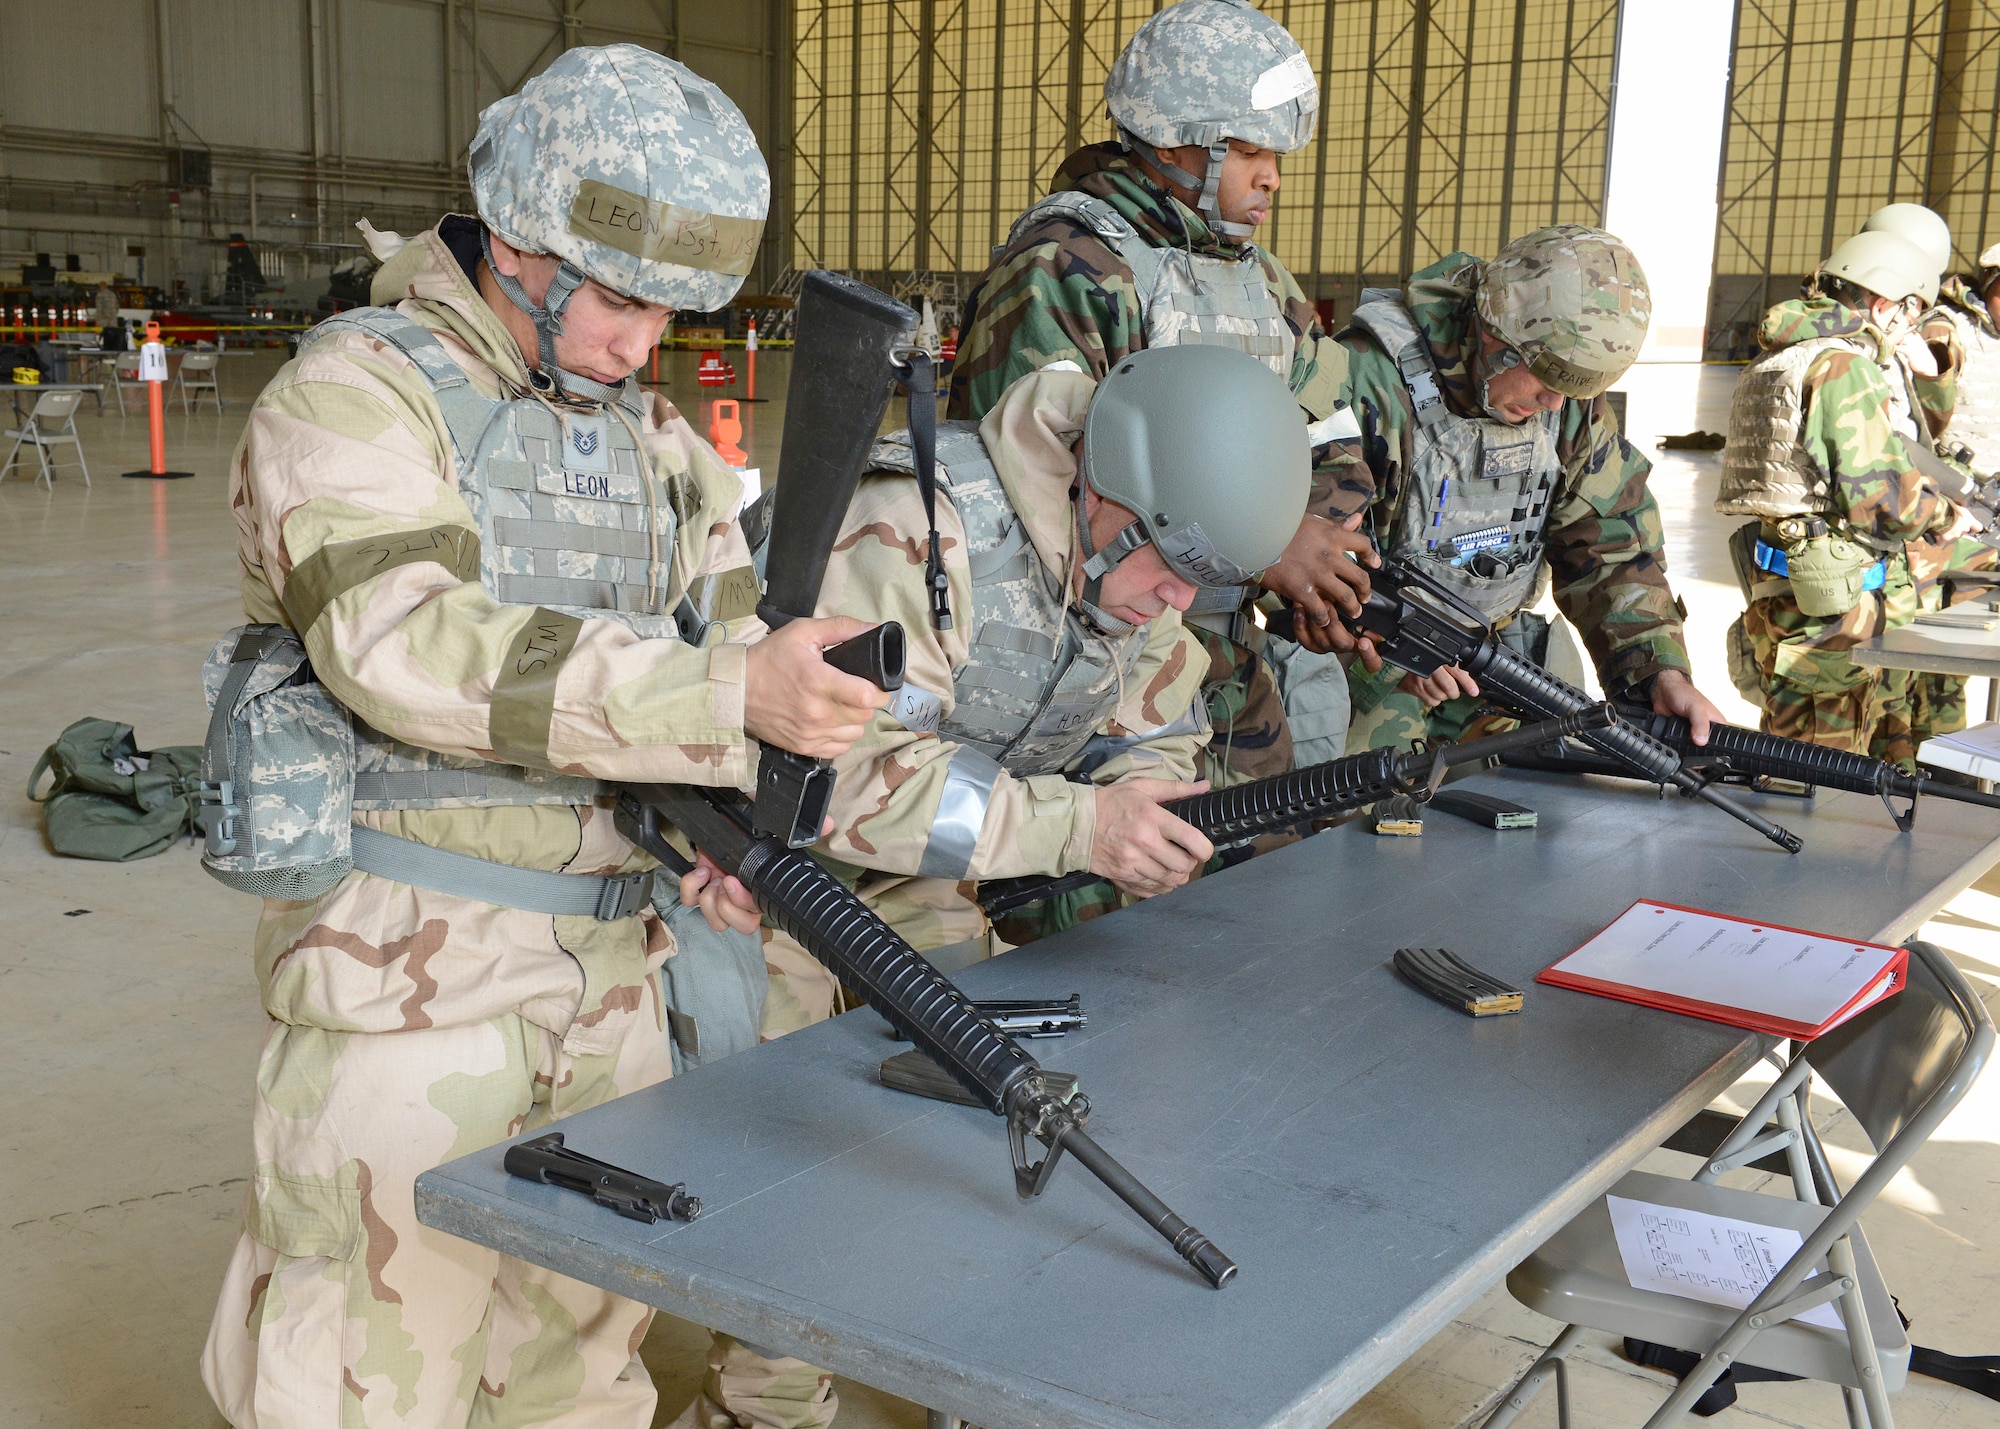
[[1476, 225, 1652, 400], [1078, 345, 1310, 595], [1821, 230, 1938, 305], [1862, 203, 1953, 277], [469, 44, 769, 400]]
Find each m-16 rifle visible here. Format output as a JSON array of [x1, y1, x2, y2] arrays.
[[621, 271, 1236, 1288], [1500, 704, 2000, 833], [976, 705, 1620, 919], [1346, 561, 1805, 854]]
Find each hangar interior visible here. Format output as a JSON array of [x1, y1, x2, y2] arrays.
[[3, 2, 2000, 1428]]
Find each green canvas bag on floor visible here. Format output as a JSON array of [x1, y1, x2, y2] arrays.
[[27, 718, 204, 861]]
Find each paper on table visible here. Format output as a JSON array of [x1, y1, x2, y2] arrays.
[[1543, 901, 1899, 1033], [1606, 1195, 1842, 1330]]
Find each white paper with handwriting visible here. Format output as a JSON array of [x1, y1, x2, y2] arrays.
[[1606, 1194, 1843, 1329]]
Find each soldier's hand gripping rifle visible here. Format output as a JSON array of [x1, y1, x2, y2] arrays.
[[976, 705, 1622, 919], [1347, 561, 1805, 854], [621, 271, 1238, 1288], [1505, 705, 2000, 834]]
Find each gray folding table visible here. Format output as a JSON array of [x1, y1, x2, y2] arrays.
[[1850, 619, 2000, 721], [417, 770, 2000, 1429]]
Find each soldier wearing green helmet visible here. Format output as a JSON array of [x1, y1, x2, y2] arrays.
[[949, 0, 1378, 824], [676, 346, 1311, 1429], [1715, 223, 1982, 761], [1330, 224, 1731, 754], [200, 44, 891, 1429]]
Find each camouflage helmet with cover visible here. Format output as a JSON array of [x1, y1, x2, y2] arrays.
[[1077, 344, 1309, 615], [1475, 224, 1652, 403], [1104, 0, 1319, 242], [469, 44, 769, 401]]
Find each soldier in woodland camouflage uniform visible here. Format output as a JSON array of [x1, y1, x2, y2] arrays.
[[1907, 239, 2000, 741], [950, 0, 1378, 800], [200, 47, 889, 1429], [1325, 225, 1731, 752], [1854, 204, 1987, 755], [1716, 227, 1980, 760]]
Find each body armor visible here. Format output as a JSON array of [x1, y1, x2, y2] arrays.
[[1346, 291, 1563, 623], [870, 422, 1154, 779], [1937, 304, 2000, 470], [299, 308, 709, 809], [1006, 189, 1294, 627], [1718, 333, 1901, 554]]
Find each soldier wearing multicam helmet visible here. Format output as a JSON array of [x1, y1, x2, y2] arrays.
[[199, 45, 889, 1429], [1716, 225, 1982, 761], [673, 345, 1312, 1429], [1327, 225, 1730, 754], [949, 0, 1376, 822]]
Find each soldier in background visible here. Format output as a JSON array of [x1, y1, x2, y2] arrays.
[[1914, 232, 2000, 742], [200, 46, 886, 1429], [1855, 204, 1987, 756], [1327, 225, 1730, 751], [949, 0, 1375, 807], [1716, 228, 1981, 757]]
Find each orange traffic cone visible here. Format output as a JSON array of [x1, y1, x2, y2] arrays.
[[122, 322, 193, 479]]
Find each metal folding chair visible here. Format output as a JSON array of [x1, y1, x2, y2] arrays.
[[171, 349, 224, 412], [2, 389, 91, 488], [109, 352, 144, 416], [1483, 939, 1993, 1429]]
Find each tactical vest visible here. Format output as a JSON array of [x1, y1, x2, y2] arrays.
[[1009, 190, 1298, 626], [1717, 334, 1905, 552], [1939, 304, 2000, 469], [298, 308, 709, 809], [870, 422, 1153, 778], [1345, 291, 1563, 623]]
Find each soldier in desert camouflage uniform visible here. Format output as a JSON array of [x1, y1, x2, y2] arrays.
[[200, 46, 889, 1429], [711, 348, 1312, 1429], [949, 0, 1378, 797], [1326, 225, 1731, 752], [1716, 227, 1981, 759]]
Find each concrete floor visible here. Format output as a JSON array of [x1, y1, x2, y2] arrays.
[[2, 349, 1996, 1429]]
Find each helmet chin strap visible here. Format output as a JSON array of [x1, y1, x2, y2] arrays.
[[1121, 129, 1255, 243], [1470, 315, 1528, 423], [480, 228, 627, 405], [1073, 486, 1144, 637]]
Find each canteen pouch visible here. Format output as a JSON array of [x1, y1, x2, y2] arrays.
[[198, 623, 355, 898], [1782, 533, 1873, 617]]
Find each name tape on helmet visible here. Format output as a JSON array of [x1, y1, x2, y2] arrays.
[[1156, 522, 1257, 588], [1250, 53, 1316, 111], [569, 179, 763, 278]]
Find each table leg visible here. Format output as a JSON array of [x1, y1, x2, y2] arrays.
[[1986, 676, 1998, 726], [925, 1411, 965, 1429]]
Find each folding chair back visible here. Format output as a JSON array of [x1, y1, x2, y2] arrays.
[[29, 389, 84, 422], [174, 351, 223, 412], [1802, 943, 1980, 1152]]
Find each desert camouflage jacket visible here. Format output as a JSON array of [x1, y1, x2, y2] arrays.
[[946, 142, 1347, 429], [1753, 297, 1952, 545], [813, 367, 1209, 881], [231, 222, 761, 869], [1325, 253, 1690, 691]]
